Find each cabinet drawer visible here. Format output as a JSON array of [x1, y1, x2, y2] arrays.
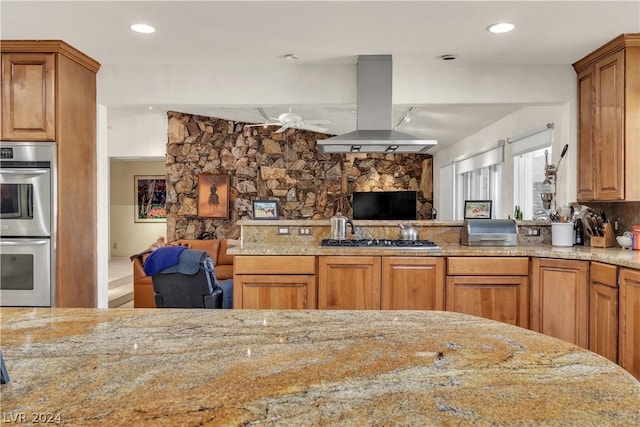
[[447, 257, 529, 276], [591, 262, 617, 287], [234, 256, 315, 275]]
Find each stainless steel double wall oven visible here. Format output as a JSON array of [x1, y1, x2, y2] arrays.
[[0, 142, 56, 306]]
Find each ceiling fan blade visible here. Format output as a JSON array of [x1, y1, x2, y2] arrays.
[[274, 125, 289, 133], [302, 119, 330, 125], [300, 124, 328, 133], [257, 107, 271, 122], [244, 122, 281, 128]]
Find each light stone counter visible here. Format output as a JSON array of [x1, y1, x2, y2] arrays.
[[229, 243, 640, 269], [1, 309, 639, 426]]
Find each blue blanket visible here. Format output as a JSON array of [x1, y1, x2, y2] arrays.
[[143, 246, 187, 276]]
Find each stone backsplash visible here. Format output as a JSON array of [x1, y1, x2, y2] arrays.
[[165, 111, 433, 241]]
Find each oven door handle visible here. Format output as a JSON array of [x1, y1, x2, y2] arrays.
[[0, 168, 49, 176], [0, 239, 50, 246]]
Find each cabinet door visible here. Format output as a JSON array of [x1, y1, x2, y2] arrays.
[[589, 262, 618, 362], [1, 53, 56, 141], [318, 256, 381, 310], [619, 268, 640, 380], [594, 50, 625, 200], [576, 67, 596, 201], [234, 275, 315, 310], [445, 276, 529, 327], [381, 257, 444, 310], [531, 258, 589, 347]]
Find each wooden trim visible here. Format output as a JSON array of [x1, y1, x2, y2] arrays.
[[1, 40, 101, 73], [573, 34, 640, 73], [447, 257, 529, 276]]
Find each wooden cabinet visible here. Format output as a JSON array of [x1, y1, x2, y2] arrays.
[[619, 267, 640, 380], [1, 41, 100, 307], [318, 256, 381, 310], [233, 256, 316, 309], [381, 257, 444, 310], [589, 262, 618, 362], [318, 256, 445, 311], [446, 257, 529, 328], [1, 53, 56, 140], [573, 34, 640, 201], [531, 258, 589, 347]]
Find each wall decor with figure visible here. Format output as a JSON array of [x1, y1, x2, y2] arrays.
[[197, 174, 229, 219], [135, 175, 167, 222]]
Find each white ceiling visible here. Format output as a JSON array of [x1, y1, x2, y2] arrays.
[[2, 1, 639, 151]]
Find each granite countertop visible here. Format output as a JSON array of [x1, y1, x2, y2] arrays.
[[228, 243, 640, 269], [2, 308, 639, 426]]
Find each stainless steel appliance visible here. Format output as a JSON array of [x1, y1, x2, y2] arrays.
[[321, 238, 440, 250], [460, 219, 518, 247], [1, 142, 56, 307], [330, 212, 356, 240]]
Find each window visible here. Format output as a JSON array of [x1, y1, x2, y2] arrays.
[[454, 145, 503, 219], [509, 126, 553, 220]]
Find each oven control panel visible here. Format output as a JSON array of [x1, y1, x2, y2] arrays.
[[0, 147, 13, 159]]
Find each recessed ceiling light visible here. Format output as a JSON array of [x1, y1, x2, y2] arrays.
[[284, 54, 300, 60], [487, 22, 515, 34], [440, 54, 457, 61], [130, 23, 156, 34]]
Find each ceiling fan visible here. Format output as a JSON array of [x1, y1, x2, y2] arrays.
[[245, 107, 329, 134]]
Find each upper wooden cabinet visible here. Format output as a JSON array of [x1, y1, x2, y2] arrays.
[[1, 41, 100, 307], [531, 258, 589, 348], [1, 52, 56, 140], [573, 34, 640, 201]]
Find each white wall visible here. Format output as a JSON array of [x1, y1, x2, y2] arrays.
[[107, 108, 167, 158], [110, 160, 167, 257], [433, 104, 575, 219]]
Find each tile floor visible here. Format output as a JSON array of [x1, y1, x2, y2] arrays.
[[108, 257, 134, 308]]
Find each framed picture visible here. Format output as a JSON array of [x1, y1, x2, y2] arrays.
[[135, 175, 167, 223], [464, 200, 492, 219], [197, 174, 229, 219], [252, 200, 279, 220]]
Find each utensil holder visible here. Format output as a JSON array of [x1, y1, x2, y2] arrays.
[[590, 223, 615, 248]]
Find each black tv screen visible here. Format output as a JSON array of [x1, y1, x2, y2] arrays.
[[352, 191, 417, 220]]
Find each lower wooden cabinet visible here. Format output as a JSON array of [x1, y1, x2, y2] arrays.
[[619, 267, 640, 379], [531, 258, 589, 348], [318, 256, 381, 310], [233, 256, 316, 309], [381, 257, 444, 310], [318, 256, 445, 310], [446, 257, 529, 327], [589, 262, 618, 362]]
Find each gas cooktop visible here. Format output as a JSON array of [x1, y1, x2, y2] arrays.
[[320, 239, 441, 250]]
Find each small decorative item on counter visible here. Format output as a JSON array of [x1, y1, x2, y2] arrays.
[[574, 219, 584, 246], [617, 232, 633, 250], [514, 205, 523, 221]]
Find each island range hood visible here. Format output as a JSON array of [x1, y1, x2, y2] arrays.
[[317, 55, 437, 154]]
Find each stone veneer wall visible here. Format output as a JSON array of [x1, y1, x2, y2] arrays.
[[165, 111, 433, 240]]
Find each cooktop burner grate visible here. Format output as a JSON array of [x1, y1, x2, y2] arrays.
[[320, 239, 440, 249]]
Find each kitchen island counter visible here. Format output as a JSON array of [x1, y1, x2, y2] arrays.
[[1, 308, 639, 426]]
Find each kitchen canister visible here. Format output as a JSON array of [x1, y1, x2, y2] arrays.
[[633, 225, 640, 250], [551, 222, 574, 247]]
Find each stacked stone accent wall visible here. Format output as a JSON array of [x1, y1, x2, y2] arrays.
[[166, 111, 433, 240]]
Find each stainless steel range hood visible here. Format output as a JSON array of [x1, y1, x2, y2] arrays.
[[317, 55, 437, 154]]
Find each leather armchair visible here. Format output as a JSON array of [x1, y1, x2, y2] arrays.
[[132, 239, 234, 308]]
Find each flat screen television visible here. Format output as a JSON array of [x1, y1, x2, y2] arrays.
[[352, 191, 417, 220]]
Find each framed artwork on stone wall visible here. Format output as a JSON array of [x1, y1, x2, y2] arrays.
[[135, 175, 167, 223], [252, 200, 279, 220], [464, 200, 492, 219], [197, 174, 230, 219]]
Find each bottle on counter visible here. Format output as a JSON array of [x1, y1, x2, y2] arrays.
[[574, 219, 584, 246]]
